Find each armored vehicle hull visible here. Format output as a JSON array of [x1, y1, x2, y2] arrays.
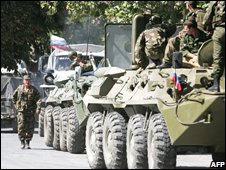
[[83, 15, 225, 169]]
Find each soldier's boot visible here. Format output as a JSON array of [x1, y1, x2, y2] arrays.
[[26, 139, 31, 149], [208, 75, 220, 92], [156, 62, 171, 69], [20, 140, 25, 149]]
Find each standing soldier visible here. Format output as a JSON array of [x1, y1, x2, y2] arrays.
[[203, 1, 225, 92], [13, 74, 41, 149]]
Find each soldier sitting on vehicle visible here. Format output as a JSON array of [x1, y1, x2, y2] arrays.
[[69, 51, 93, 73], [134, 15, 168, 69], [158, 19, 210, 68]]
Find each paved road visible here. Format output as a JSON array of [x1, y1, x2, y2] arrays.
[[1, 128, 212, 169]]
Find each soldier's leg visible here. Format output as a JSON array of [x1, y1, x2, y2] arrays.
[[158, 36, 180, 68], [209, 27, 225, 92], [17, 112, 26, 149], [211, 27, 225, 77], [25, 115, 35, 149]]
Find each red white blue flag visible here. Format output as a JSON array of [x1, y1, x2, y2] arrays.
[[171, 71, 182, 91], [50, 35, 68, 50]]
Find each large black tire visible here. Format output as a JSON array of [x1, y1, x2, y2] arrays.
[[53, 106, 61, 150], [148, 113, 176, 169], [67, 106, 85, 153], [86, 112, 106, 169], [212, 152, 225, 162], [127, 114, 148, 169], [60, 107, 68, 152], [39, 107, 45, 137], [103, 111, 127, 169], [44, 105, 54, 147]]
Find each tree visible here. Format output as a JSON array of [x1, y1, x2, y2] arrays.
[[1, 1, 66, 72]]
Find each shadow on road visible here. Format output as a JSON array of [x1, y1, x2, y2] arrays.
[[29, 148, 54, 151], [1, 128, 39, 134]]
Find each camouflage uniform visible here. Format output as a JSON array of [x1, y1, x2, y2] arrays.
[[70, 60, 93, 73], [203, 1, 225, 77], [180, 29, 209, 58], [186, 7, 206, 30], [203, 1, 225, 92], [162, 36, 181, 64], [161, 2, 206, 66], [134, 26, 166, 68], [13, 84, 41, 144]]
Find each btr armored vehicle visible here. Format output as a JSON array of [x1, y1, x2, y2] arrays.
[[83, 14, 225, 169]]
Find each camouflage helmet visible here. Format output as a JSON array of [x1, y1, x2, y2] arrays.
[[23, 74, 31, 80], [149, 15, 162, 25], [69, 51, 78, 61]]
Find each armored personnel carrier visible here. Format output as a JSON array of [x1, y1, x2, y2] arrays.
[[40, 46, 105, 154], [83, 14, 225, 169]]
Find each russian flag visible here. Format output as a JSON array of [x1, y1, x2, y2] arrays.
[[171, 71, 182, 91], [50, 35, 68, 50], [176, 75, 182, 91]]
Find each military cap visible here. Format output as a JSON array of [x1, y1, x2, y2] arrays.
[[69, 51, 78, 61], [23, 75, 31, 80]]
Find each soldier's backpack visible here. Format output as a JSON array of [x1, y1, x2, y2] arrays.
[[144, 27, 167, 60]]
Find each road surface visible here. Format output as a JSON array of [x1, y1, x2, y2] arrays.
[[1, 128, 213, 169]]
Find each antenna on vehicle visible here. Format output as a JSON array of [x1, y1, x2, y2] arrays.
[[86, 14, 91, 57]]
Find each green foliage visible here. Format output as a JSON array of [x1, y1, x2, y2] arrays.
[[1, 1, 64, 71], [2, 1, 210, 71]]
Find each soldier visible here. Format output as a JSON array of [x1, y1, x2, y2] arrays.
[[185, 1, 206, 30], [13, 74, 41, 149], [158, 19, 210, 68], [203, 1, 225, 92], [134, 15, 167, 69], [69, 51, 93, 73], [157, 1, 207, 68]]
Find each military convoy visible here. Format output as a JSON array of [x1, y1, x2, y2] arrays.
[[82, 14, 225, 169], [39, 45, 105, 154], [38, 14, 225, 169]]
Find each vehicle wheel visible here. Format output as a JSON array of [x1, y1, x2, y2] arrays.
[[60, 107, 68, 151], [127, 114, 148, 169], [12, 118, 18, 133], [148, 113, 176, 169], [212, 152, 225, 162], [103, 111, 127, 169], [86, 112, 106, 169], [67, 106, 85, 153], [53, 106, 61, 150], [44, 105, 54, 147], [39, 107, 45, 137]]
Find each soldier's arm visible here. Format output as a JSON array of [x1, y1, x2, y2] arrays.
[[33, 87, 42, 110], [179, 35, 190, 58], [134, 32, 146, 65], [82, 62, 93, 72], [203, 1, 216, 26], [12, 87, 19, 105]]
